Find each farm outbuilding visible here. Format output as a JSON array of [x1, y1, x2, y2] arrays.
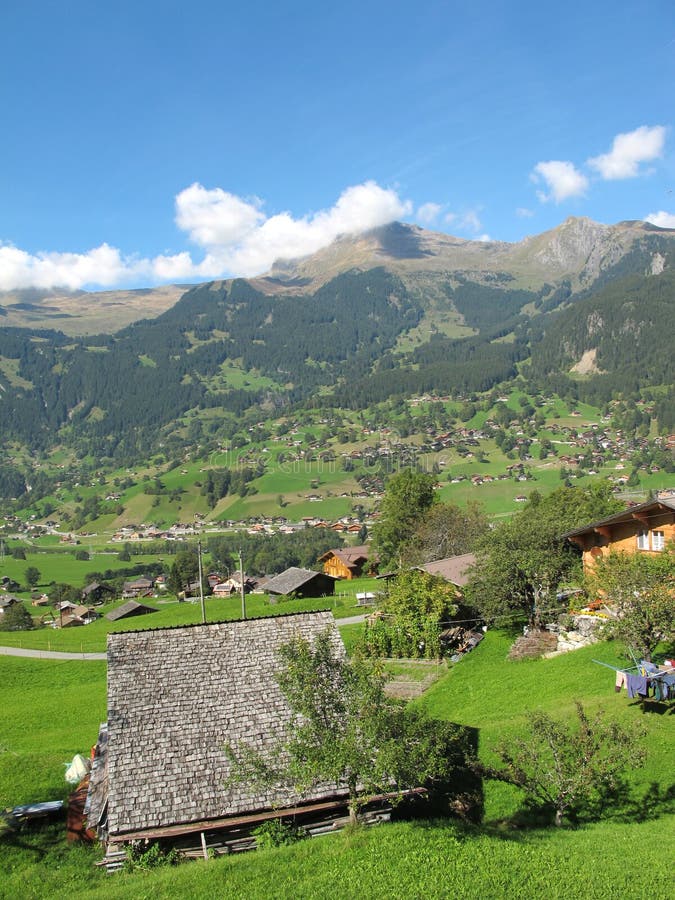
[[85, 611, 366, 863], [264, 567, 337, 599], [105, 600, 158, 622]]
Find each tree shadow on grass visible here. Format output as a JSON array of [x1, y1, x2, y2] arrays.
[[480, 774, 675, 837], [0, 816, 65, 860]]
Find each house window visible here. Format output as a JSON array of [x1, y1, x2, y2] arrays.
[[652, 530, 665, 551], [637, 531, 649, 550]]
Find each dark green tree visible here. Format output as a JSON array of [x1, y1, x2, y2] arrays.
[[467, 483, 622, 626], [24, 566, 41, 588], [166, 548, 207, 595], [371, 469, 437, 568], [0, 604, 34, 631]]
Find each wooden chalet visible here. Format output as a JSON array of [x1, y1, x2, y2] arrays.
[[212, 573, 258, 597], [56, 605, 99, 627], [121, 576, 154, 599], [265, 567, 337, 599], [85, 612, 377, 861], [563, 497, 675, 574], [105, 600, 158, 622], [318, 546, 377, 580], [82, 582, 115, 605]]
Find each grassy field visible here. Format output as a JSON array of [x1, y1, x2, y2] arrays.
[[0, 592, 366, 654], [0, 550, 165, 591], [1, 628, 672, 898], [0, 656, 107, 809], [421, 631, 674, 822]]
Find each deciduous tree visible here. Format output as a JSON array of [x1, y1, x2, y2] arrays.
[[371, 469, 437, 568], [467, 484, 621, 626], [225, 629, 461, 825], [0, 603, 34, 632], [24, 566, 41, 588], [403, 501, 488, 565], [587, 548, 675, 661], [362, 570, 457, 659], [483, 702, 644, 827]]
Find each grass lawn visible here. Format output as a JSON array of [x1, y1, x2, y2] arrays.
[[420, 631, 674, 822], [1, 629, 672, 898], [0, 656, 107, 809], [0, 592, 365, 654], [0, 551, 165, 591]]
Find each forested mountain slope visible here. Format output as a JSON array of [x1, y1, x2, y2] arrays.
[[0, 218, 673, 458]]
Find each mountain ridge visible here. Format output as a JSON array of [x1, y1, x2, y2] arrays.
[[1, 217, 673, 335]]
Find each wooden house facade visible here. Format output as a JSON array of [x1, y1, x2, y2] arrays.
[[563, 497, 675, 573], [318, 546, 377, 580]]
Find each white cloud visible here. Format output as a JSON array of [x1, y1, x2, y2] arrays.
[[644, 210, 675, 229], [0, 242, 150, 291], [416, 202, 442, 224], [175, 184, 264, 247], [516, 207, 534, 218], [0, 181, 411, 290], [531, 160, 588, 203], [588, 125, 666, 180], [441, 208, 486, 238]]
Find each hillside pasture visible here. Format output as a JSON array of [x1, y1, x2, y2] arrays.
[[0, 630, 672, 898]]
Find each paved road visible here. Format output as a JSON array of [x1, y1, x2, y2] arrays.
[[0, 645, 106, 661], [0, 614, 366, 661]]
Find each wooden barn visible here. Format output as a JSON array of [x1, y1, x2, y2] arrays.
[[264, 567, 337, 599], [84, 612, 383, 866], [105, 600, 158, 622]]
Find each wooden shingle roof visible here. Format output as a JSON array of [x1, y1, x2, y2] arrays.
[[264, 567, 335, 596], [105, 600, 158, 621], [100, 611, 347, 839]]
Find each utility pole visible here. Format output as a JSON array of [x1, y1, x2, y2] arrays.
[[238, 549, 246, 620], [198, 540, 206, 624]]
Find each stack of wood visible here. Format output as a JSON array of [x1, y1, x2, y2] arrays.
[[508, 629, 558, 660]]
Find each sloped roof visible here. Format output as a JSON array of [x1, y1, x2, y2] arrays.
[[98, 611, 346, 838], [83, 582, 113, 595], [318, 545, 374, 568], [105, 600, 158, 621], [264, 567, 335, 596], [562, 498, 675, 539], [417, 553, 476, 587]]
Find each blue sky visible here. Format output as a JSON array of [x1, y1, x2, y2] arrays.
[[1, 0, 673, 290]]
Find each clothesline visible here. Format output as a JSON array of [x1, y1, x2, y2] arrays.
[[593, 657, 675, 701]]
